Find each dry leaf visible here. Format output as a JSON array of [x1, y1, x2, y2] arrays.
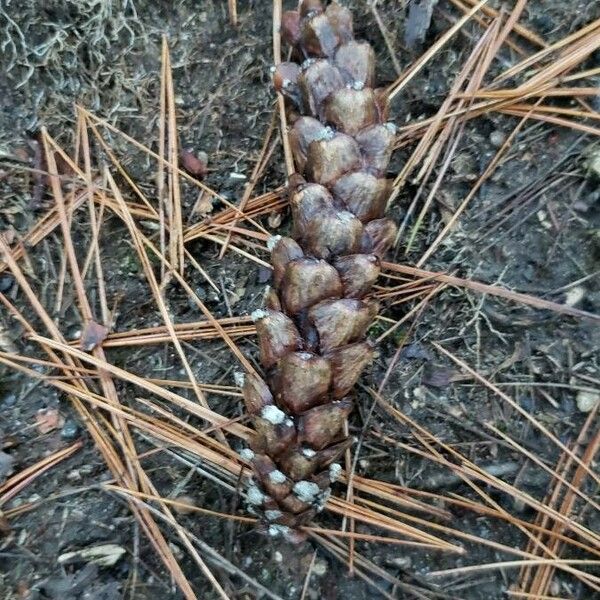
[[35, 408, 64, 434], [80, 320, 109, 351]]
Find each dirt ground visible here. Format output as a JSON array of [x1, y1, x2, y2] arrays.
[[1, 1, 599, 599]]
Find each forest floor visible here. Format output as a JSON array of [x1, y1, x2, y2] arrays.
[[0, 1, 599, 599]]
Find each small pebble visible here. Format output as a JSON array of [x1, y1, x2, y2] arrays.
[[0, 275, 13, 293], [67, 469, 82, 482], [489, 130, 506, 147], [1, 394, 17, 408], [387, 556, 412, 569], [273, 551, 283, 563], [194, 287, 208, 302], [565, 286, 585, 307], [229, 172, 247, 181], [413, 386, 427, 402], [60, 418, 80, 440], [536, 210, 552, 230], [313, 559, 328, 576], [257, 266, 272, 284], [169, 542, 183, 560], [576, 390, 599, 413]]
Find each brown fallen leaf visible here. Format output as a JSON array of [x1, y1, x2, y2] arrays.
[[80, 320, 109, 351], [35, 408, 64, 434]]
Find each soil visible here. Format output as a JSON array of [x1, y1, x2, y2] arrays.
[[1, 1, 599, 599]]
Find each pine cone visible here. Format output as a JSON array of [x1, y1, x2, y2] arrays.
[[239, 0, 397, 541]]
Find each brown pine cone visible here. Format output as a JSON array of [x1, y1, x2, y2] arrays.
[[238, 0, 397, 541]]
